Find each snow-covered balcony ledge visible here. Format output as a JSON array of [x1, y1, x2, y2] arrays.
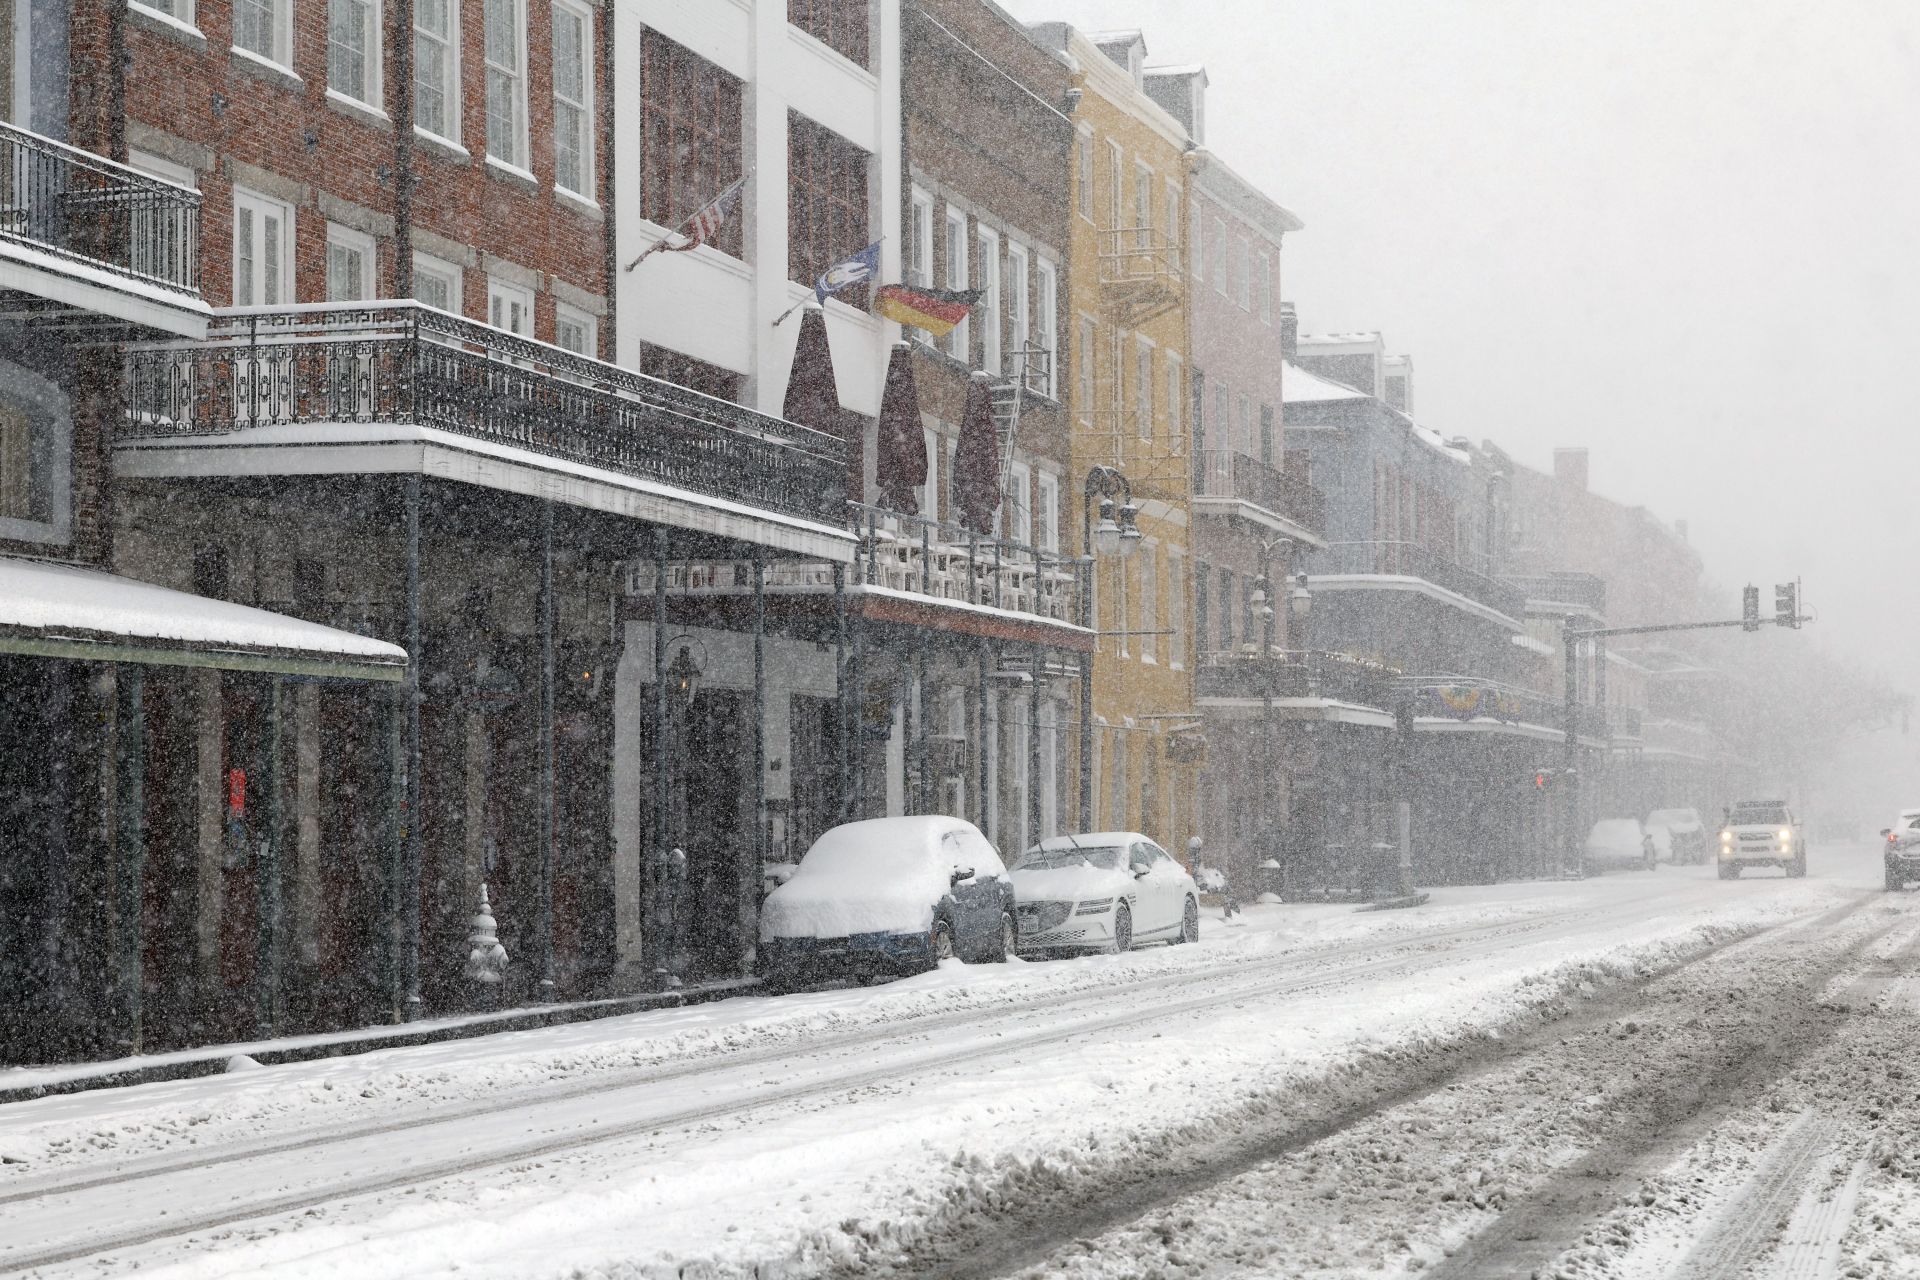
[[1194, 647, 1395, 709], [1307, 540, 1527, 630], [117, 303, 848, 529], [1192, 449, 1327, 546], [0, 120, 206, 338]]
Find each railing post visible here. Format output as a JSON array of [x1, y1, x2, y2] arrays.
[[992, 538, 1002, 610], [920, 520, 931, 595], [865, 508, 878, 586]]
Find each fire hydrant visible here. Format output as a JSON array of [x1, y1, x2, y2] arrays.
[[465, 882, 509, 1002]]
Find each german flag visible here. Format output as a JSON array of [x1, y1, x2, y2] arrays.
[[872, 284, 984, 339]]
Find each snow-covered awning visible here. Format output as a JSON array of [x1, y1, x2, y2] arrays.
[[0, 557, 407, 681]]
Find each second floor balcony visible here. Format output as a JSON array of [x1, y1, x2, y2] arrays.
[[1097, 227, 1181, 327], [1194, 449, 1325, 541], [120, 302, 848, 527], [1314, 540, 1527, 624], [0, 120, 206, 337], [1196, 647, 1397, 711]]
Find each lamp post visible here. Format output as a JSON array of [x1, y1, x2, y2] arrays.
[[1252, 535, 1312, 900], [1079, 465, 1140, 828]]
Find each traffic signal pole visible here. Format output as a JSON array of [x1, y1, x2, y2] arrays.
[[1558, 586, 1809, 878]]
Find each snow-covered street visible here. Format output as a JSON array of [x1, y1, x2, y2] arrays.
[[4, 843, 1915, 1279]]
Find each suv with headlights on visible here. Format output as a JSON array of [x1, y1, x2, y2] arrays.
[[1717, 800, 1806, 879]]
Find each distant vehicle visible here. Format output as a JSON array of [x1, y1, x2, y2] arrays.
[[1880, 808, 1920, 891], [1645, 807, 1707, 864], [1585, 818, 1656, 872], [1008, 832, 1199, 955], [1717, 800, 1806, 879], [758, 816, 1016, 989]]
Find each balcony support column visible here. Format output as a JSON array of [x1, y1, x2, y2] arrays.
[[401, 475, 424, 1019], [851, 606, 867, 820], [114, 665, 146, 1054], [1028, 643, 1042, 843], [977, 640, 991, 836], [751, 551, 767, 957], [834, 564, 849, 819], [1562, 618, 1580, 879], [535, 500, 556, 1000], [650, 530, 669, 986]]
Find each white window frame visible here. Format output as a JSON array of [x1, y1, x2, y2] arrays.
[[943, 207, 969, 360], [1106, 140, 1123, 230], [554, 301, 596, 356], [1108, 729, 1127, 829], [908, 187, 934, 290], [233, 0, 293, 71], [551, 0, 594, 198], [976, 224, 1001, 375], [1035, 258, 1058, 399], [412, 251, 463, 314], [1168, 551, 1186, 670], [1134, 338, 1153, 440], [328, 0, 382, 108], [414, 0, 462, 146], [1165, 181, 1182, 270], [1140, 542, 1159, 664], [483, 0, 530, 173], [1213, 380, 1230, 453], [1077, 315, 1096, 422], [1035, 471, 1059, 553], [1257, 248, 1274, 323], [1005, 459, 1032, 548], [1236, 236, 1252, 310], [488, 277, 534, 336], [1238, 392, 1252, 455], [1191, 198, 1205, 281], [1165, 351, 1183, 441], [1132, 161, 1153, 243], [918, 425, 941, 521], [132, 1, 197, 29], [1075, 128, 1094, 222], [1212, 216, 1228, 295], [1115, 557, 1130, 657], [231, 187, 293, 307], [325, 223, 376, 302], [1006, 241, 1030, 375]]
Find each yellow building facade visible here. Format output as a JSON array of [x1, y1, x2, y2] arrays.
[[1042, 25, 1201, 853]]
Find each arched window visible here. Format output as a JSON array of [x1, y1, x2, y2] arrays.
[[0, 356, 72, 546]]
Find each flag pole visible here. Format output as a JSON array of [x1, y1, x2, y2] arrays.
[[624, 173, 750, 272]]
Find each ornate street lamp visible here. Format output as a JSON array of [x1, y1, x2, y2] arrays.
[[1079, 465, 1140, 827]]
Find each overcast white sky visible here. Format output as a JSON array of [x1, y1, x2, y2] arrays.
[[999, 0, 1920, 696]]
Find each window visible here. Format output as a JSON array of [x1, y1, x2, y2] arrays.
[[1035, 472, 1059, 553], [325, 224, 375, 302], [909, 188, 933, 289], [788, 0, 869, 68], [1035, 259, 1058, 398], [1259, 403, 1276, 465], [414, 0, 460, 142], [551, 1, 593, 196], [328, 0, 380, 105], [1077, 316, 1095, 418], [788, 111, 870, 301], [128, 151, 197, 284], [942, 208, 969, 358], [555, 303, 595, 356], [918, 425, 941, 520], [1168, 555, 1186, 668], [1106, 140, 1123, 230], [488, 278, 533, 336], [1140, 545, 1159, 663], [0, 358, 71, 544], [1133, 162, 1153, 246], [1005, 460, 1031, 546], [1217, 568, 1233, 649], [1134, 341, 1152, 440], [1211, 216, 1227, 295], [234, 0, 291, 67], [1235, 237, 1252, 310], [1165, 353, 1183, 440], [484, 0, 528, 170], [1165, 182, 1182, 268], [976, 225, 1000, 374], [1191, 200, 1205, 280], [1108, 733, 1127, 829], [413, 251, 463, 313], [1238, 393, 1252, 454], [133, 0, 194, 21], [232, 189, 292, 306], [635, 341, 742, 402], [1006, 242, 1029, 372], [642, 32, 744, 259], [1194, 561, 1209, 656], [1213, 380, 1229, 453], [1075, 130, 1094, 221], [1257, 249, 1273, 323], [1116, 558, 1130, 657]]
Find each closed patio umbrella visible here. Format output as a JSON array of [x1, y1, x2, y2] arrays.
[[951, 369, 1000, 535], [874, 341, 927, 514]]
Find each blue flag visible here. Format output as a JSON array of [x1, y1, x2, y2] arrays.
[[815, 242, 881, 302]]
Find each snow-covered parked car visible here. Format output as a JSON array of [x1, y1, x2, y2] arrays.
[[1584, 818, 1655, 872], [1008, 833, 1199, 955], [758, 816, 1016, 990], [1645, 807, 1707, 864]]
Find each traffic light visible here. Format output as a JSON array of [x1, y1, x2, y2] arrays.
[[1741, 585, 1760, 632], [1774, 582, 1797, 629], [1533, 769, 1553, 792]]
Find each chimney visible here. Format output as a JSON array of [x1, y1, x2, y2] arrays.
[[1279, 301, 1298, 362], [1553, 448, 1589, 492]]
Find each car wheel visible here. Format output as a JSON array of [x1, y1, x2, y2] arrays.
[[931, 918, 955, 966], [1719, 864, 1739, 880], [1111, 903, 1133, 954], [1175, 896, 1199, 945], [1886, 867, 1902, 892], [992, 911, 1016, 962], [1790, 855, 1806, 878]]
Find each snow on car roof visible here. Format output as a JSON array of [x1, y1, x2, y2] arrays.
[[1033, 831, 1148, 850]]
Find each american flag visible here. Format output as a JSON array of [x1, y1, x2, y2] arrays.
[[625, 175, 749, 271]]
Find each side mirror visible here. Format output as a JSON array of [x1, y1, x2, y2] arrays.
[[1132, 865, 1151, 879], [951, 867, 974, 885], [1881, 829, 1893, 838]]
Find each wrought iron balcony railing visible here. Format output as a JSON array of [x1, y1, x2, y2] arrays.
[[1096, 226, 1181, 326], [1397, 677, 1611, 738], [1503, 571, 1608, 617], [0, 120, 201, 298], [625, 502, 1087, 631], [1195, 648, 1396, 710], [121, 303, 847, 524], [1313, 540, 1527, 621], [1194, 449, 1325, 535]]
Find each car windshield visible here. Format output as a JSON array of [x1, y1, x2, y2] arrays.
[[1013, 844, 1123, 872], [1729, 803, 1789, 826]]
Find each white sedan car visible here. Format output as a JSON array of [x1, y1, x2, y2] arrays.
[[1009, 832, 1199, 955]]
